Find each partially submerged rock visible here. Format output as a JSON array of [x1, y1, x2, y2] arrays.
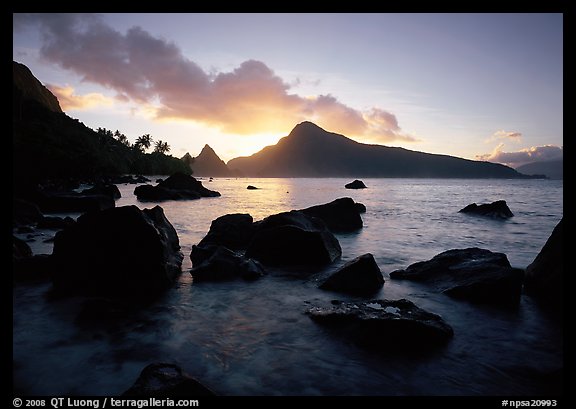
[[191, 245, 265, 282], [246, 211, 341, 267], [390, 248, 524, 305], [524, 218, 563, 308], [196, 213, 254, 251], [123, 363, 215, 396], [247, 185, 259, 190], [134, 172, 220, 202], [345, 179, 367, 189], [299, 197, 363, 232], [320, 253, 384, 295], [81, 184, 121, 200], [35, 192, 115, 213], [459, 200, 514, 219], [307, 299, 453, 349], [51, 205, 182, 298]]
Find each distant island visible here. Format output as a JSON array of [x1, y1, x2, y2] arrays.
[[13, 61, 190, 190], [227, 121, 542, 179]]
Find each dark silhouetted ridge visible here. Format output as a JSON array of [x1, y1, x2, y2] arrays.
[[191, 144, 232, 177], [227, 121, 538, 179]]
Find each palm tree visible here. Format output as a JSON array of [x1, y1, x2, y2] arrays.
[[134, 134, 153, 152], [114, 130, 130, 146], [154, 140, 170, 154]]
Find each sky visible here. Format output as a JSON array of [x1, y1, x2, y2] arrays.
[[12, 13, 563, 166]]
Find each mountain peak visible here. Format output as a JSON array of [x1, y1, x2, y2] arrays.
[[191, 144, 231, 177]]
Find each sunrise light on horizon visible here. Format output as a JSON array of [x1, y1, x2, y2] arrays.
[[13, 13, 562, 165]]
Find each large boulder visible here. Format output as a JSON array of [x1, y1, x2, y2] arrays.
[[345, 179, 367, 189], [196, 213, 255, 251], [246, 211, 342, 267], [51, 205, 182, 298], [81, 184, 121, 200], [307, 299, 453, 350], [298, 197, 363, 232], [134, 172, 220, 202], [390, 248, 524, 305], [459, 200, 514, 219], [123, 363, 215, 396], [319, 253, 384, 295], [524, 218, 563, 308], [190, 245, 265, 282], [13, 235, 32, 260]]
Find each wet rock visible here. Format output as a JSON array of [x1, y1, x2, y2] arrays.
[[345, 179, 367, 189], [247, 185, 259, 190], [246, 211, 341, 267], [81, 184, 121, 200], [459, 200, 514, 219], [191, 245, 265, 282], [307, 299, 453, 349], [524, 218, 563, 308], [355, 202, 367, 214], [134, 172, 220, 202], [390, 248, 524, 305], [36, 216, 75, 230], [123, 363, 215, 396], [320, 253, 384, 295], [196, 213, 254, 251], [299, 197, 363, 232], [51, 205, 183, 298]]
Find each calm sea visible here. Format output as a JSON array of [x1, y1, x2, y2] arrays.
[[13, 178, 563, 396]]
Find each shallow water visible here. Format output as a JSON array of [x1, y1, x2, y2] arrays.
[[13, 178, 563, 396]]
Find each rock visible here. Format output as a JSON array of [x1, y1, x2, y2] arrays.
[[35, 192, 115, 213], [36, 216, 75, 230], [156, 179, 164, 183], [13, 254, 53, 282], [320, 253, 384, 294], [13, 198, 43, 226], [81, 184, 121, 200], [355, 202, 367, 213], [299, 197, 363, 232], [390, 248, 524, 305], [524, 218, 563, 308], [13, 235, 32, 260], [196, 213, 254, 251], [307, 299, 453, 349], [247, 185, 259, 190], [246, 211, 342, 267], [123, 363, 215, 396], [459, 200, 514, 219], [134, 184, 198, 201], [134, 172, 220, 201], [51, 205, 183, 298], [191, 245, 265, 282], [345, 179, 367, 189]]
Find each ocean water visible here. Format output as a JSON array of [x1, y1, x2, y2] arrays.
[[13, 178, 563, 396]]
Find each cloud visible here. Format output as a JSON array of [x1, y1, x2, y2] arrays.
[[15, 13, 417, 143], [476, 143, 563, 166], [48, 84, 114, 110], [488, 130, 522, 142]]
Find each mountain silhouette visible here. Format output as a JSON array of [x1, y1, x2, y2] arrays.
[[227, 121, 535, 178], [515, 159, 563, 180], [190, 144, 232, 177], [13, 61, 62, 114]]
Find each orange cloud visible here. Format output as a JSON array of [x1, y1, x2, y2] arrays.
[[48, 84, 113, 111], [23, 13, 418, 143]]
